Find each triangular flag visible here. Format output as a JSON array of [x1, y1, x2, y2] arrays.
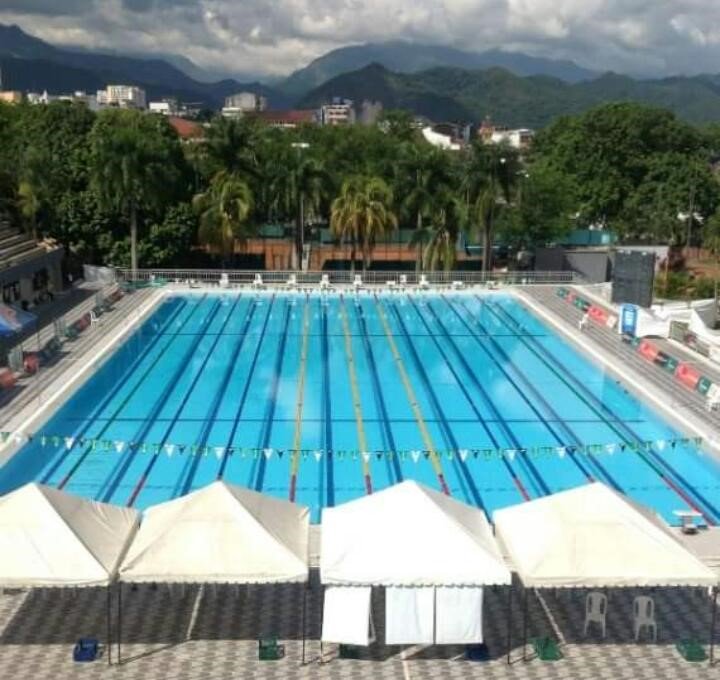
[[40, 435, 47, 447], [114, 440, 125, 453], [214, 446, 225, 459], [411, 450, 421, 463], [656, 439, 666, 451], [361, 452, 371, 463], [263, 448, 273, 460], [556, 446, 566, 458], [605, 443, 616, 455], [14, 433, 25, 444], [459, 449, 469, 462], [164, 443, 175, 457], [64, 437, 75, 450], [506, 449, 516, 461], [313, 450, 323, 462]]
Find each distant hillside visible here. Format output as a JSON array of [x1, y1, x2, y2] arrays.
[[0, 24, 287, 109], [281, 41, 598, 97], [299, 64, 720, 127]]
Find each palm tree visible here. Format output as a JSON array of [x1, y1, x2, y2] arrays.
[[17, 146, 49, 240], [203, 117, 260, 181], [193, 171, 254, 265], [17, 180, 40, 240], [463, 143, 519, 272], [330, 176, 398, 272], [90, 110, 180, 275], [422, 191, 466, 272], [268, 150, 327, 268]]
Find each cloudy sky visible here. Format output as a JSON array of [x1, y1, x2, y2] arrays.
[[1, 0, 719, 79]]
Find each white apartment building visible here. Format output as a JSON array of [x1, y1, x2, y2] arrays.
[[320, 98, 356, 126], [149, 99, 179, 116], [97, 85, 147, 109], [489, 128, 534, 150], [221, 92, 267, 118]]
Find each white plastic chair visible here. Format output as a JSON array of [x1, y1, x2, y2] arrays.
[[451, 280, 465, 290], [385, 279, 396, 290], [252, 273, 264, 289], [89, 310, 100, 329], [419, 274, 430, 289], [399, 274, 408, 287], [286, 273, 297, 289], [633, 596, 657, 642], [219, 273, 229, 288], [583, 592, 607, 637], [353, 275, 363, 290], [320, 274, 330, 290]]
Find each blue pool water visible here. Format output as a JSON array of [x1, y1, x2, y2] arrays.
[[1, 291, 719, 524]]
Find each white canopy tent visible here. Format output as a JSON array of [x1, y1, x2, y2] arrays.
[[0, 483, 140, 665], [493, 483, 718, 663], [493, 482, 717, 589], [320, 481, 511, 648], [0, 483, 139, 588], [119, 481, 309, 584]]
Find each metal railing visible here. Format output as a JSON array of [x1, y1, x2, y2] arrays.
[[116, 269, 580, 287]]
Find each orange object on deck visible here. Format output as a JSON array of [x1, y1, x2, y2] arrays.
[[23, 353, 39, 375], [675, 362, 701, 390], [588, 305, 609, 324], [638, 340, 660, 362]]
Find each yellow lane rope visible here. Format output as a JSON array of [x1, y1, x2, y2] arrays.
[[289, 298, 310, 501]]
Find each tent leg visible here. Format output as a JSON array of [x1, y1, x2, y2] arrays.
[[301, 584, 307, 666], [506, 585, 512, 665], [117, 582, 122, 666], [522, 587, 529, 662], [318, 584, 325, 664], [106, 586, 112, 666], [711, 586, 718, 666]]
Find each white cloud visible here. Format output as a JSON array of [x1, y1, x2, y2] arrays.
[[3, 0, 720, 78]]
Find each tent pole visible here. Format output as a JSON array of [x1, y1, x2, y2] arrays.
[[319, 584, 325, 664], [522, 587, 529, 662], [506, 585, 512, 665], [106, 585, 112, 666], [117, 582, 122, 665], [301, 584, 307, 665], [711, 586, 718, 666]]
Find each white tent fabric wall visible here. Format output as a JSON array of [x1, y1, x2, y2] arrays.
[[119, 481, 309, 584], [435, 587, 484, 644], [321, 586, 373, 646], [385, 587, 435, 645], [320, 481, 511, 586], [493, 482, 718, 588], [0, 483, 139, 587]]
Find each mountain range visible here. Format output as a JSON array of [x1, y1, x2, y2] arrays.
[[3, 23, 720, 127]]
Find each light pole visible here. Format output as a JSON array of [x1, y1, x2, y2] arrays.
[[291, 142, 310, 271]]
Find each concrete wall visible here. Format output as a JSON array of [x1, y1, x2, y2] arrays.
[[534, 247, 611, 283]]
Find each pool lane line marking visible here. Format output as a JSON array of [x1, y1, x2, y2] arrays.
[[321, 299, 334, 508], [253, 298, 292, 493], [289, 298, 311, 502], [175, 296, 259, 497], [128, 294, 252, 506], [97, 296, 228, 503], [353, 297, 403, 483], [388, 298, 488, 513], [216, 295, 277, 481], [339, 296, 372, 495], [410, 297, 531, 504], [483, 296, 719, 525], [440, 295, 609, 491], [373, 295, 450, 496], [52, 296, 198, 489]]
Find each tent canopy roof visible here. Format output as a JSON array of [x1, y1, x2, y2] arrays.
[[119, 481, 309, 584], [321, 481, 511, 586], [493, 483, 717, 588], [0, 483, 139, 587]]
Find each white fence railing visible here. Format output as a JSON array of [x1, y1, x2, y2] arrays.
[[116, 269, 580, 287]]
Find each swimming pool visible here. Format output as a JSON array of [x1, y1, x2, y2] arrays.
[[1, 291, 719, 524]]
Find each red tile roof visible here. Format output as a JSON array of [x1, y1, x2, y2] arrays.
[[168, 116, 204, 139]]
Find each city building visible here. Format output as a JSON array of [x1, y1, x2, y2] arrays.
[[26, 90, 101, 110], [358, 100, 383, 125], [478, 117, 534, 149], [221, 92, 268, 118], [149, 98, 180, 116], [249, 109, 319, 129], [321, 98, 356, 126], [97, 85, 147, 109], [422, 126, 462, 151], [0, 91, 23, 104]]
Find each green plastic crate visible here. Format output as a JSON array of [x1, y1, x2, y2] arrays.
[[664, 357, 679, 373], [676, 640, 707, 662], [530, 637, 562, 661], [258, 637, 284, 660], [696, 376, 713, 396], [339, 644, 361, 659]]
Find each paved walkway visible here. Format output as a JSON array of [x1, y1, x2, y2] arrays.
[[0, 580, 717, 679]]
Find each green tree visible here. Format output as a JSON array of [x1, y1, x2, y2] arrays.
[[422, 191, 466, 271], [193, 172, 254, 265], [330, 176, 398, 272], [89, 109, 186, 273]]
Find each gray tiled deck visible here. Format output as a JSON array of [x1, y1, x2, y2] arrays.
[[0, 580, 717, 679]]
